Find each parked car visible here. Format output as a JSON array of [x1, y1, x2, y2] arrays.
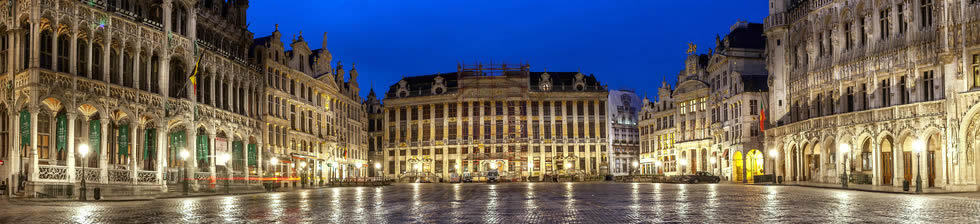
[[462, 173, 473, 183], [679, 172, 721, 184], [449, 173, 461, 183], [487, 170, 499, 183]]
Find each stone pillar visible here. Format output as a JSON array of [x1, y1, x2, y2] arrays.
[[86, 33, 93, 79], [66, 113, 77, 183], [130, 123, 139, 184], [186, 127, 198, 190], [134, 46, 141, 89], [102, 30, 111, 83], [28, 107, 39, 182], [69, 31, 77, 75], [99, 119, 109, 184], [209, 132, 217, 185], [155, 123, 167, 185]]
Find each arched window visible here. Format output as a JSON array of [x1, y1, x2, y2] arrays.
[[171, 5, 187, 36], [57, 34, 70, 73], [20, 24, 30, 70], [110, 49, 120, 84], [0, 32, 9, 73], [140, 54, 149, 91], [201, 73, 210, 105], [92, 44, 104, 81], [124, 49, 134, 88], [76, 39, 88, 77], [169, 59, 187, 99], [40, 29, 53, 69], [150, 54, 160, 93]]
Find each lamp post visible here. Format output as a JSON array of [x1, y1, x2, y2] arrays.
[[839, 143, 850, 188], [655, 160, 663, 174], [300, 161, 307, 188], [220, 153, 231, 194], [709, 157, 717, 176], [678, 159, 688, 175], [180, 149, 190, 195], [915, 140, 924, 193], [769, 149, 778, 175], [374, 163, 382, 179], [269, 157, 279, 189], [631, 161, 639, 176], [78, 144, 89, 201]]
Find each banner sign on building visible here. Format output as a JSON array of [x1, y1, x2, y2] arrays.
[[56, 114, 67, 152]]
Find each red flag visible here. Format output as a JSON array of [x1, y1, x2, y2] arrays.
[[760, 107, 766, 132]]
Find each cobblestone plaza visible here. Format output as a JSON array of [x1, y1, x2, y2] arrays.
[[2, 183, 979, 223]]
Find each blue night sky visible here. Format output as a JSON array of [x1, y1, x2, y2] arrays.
[[246, 0, 769, 100]]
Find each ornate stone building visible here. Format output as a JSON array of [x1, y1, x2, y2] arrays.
[[250, 26, 368, 188], [638, 22, 769, 181], [364, 89, 384, 177], [606, 89, 640, 176], [381, 63, 609, 182], [764, 0, 980, 191], [0, 0, 367, 198]]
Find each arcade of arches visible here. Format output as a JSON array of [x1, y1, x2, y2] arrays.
[[766, 103, 980, 191]]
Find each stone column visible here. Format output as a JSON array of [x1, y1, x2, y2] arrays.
[[28, 107, 40, 182], [155, 123, 167, 185], [134, 46, 141, 89], [99, 119, 109, 184], [130, 123, 138, 184], [209, 131, 217, 185], [186, 127, 198, 190], [66, 113, 77, 183], [102, 30, 111, 83], [51, 20, 59, 71], [69, 31, 77, 75], [86, 33, 93, 79]]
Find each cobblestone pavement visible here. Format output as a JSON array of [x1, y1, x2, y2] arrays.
[[1, 183, 979, 223]]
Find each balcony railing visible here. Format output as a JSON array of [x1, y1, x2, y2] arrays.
[[769, 100, 944, 136]]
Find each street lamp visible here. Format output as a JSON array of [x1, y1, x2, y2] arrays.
[[631, 161, 639, 175], [179, 149, 190, 195], [220, 153, 231, 194], [709, 157, 717, 176], [78, 144, 90, 201], [914, 139, 925, 193], [269, 157, 279, 189], [839, 143, 850, 188], [300, 161, 308, 188], [655, 160, 663, 174], [678, 159, 688, 174], [374, 163, 382, 178], [769, 149, 778, 176]]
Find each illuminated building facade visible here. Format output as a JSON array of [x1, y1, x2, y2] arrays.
[[765, 0, 980, 190], [381, 63, 609, 181]]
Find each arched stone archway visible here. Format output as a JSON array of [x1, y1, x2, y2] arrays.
[[746, 149, 764, 183], [733, 151, 744, 182], [880, 136, 895, 185]]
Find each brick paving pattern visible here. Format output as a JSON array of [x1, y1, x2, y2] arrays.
[[0, 183, 978, 223]]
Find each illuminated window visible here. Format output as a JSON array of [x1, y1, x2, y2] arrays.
[[973, 54, 980, 88]]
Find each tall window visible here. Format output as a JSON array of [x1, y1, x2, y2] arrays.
[[899, 75, 909, 104], [0, 34, 8, 73], [922, 70, 935, 101], [881, 79, 891, 107], [920, 0, 933, 27], [845, 22, 853, 50], [880, 8, 891, 40], [860, 17, 867, 46], [846, 86, 855, 112], [898, 4, 907, 34], [37, 113, 51, 160], [40, 30, 53, 69], [57, 35, 70, 72], [749, 100, 758, 115], [973, 54, 980, 88]]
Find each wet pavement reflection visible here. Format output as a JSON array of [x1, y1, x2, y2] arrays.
[[1, 183, 979, 223]]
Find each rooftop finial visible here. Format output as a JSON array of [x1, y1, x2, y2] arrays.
[[275, 24, 279, 31]]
